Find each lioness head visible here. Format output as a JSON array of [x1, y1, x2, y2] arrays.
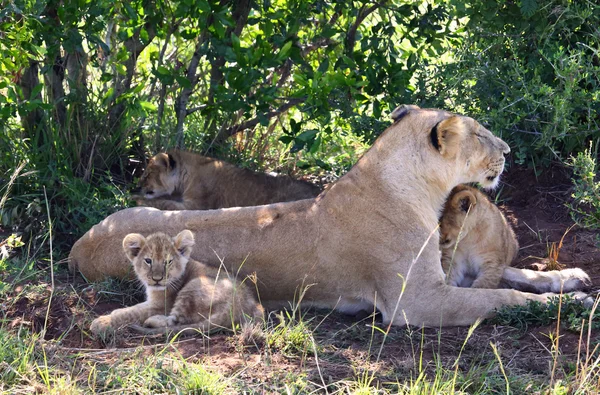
[[138, 152, 178, 199], [439, 185, 478, 248], [392, 105, 510, 189], [122, 230, 195, 290]]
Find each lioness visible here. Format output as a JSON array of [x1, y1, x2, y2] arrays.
[[71, 105, 591, 327], [134, 150, 320, 210], [440, 185, 590, 292], [90, 230, 263, 335]]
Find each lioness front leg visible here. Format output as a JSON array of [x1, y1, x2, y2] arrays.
[[90, 302, 161, 334], [401, 283, 594, 327], [384, 280, 560, 327]]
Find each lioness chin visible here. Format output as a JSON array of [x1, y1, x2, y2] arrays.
[[71, 105, 592, 327]]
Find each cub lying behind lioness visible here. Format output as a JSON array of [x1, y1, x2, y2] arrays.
[[90, 230, 264, 336], [134, 150, 321, 210], [440, 184, 591, 293]]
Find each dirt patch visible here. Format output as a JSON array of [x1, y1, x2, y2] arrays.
[[500, 165, 600, 286]]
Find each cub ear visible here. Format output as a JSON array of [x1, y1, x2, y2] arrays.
[[390, 104, 420, 122], [431, 116, 465, 157], [123, 233, 146, 261], [451, 190, 477, 213], [152, 152, 176, 171], [173, 229, 195, 257]]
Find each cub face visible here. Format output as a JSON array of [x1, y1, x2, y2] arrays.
[[439, 186, 478, 249], [122, 230, 195, 290], [138, 152, 178, 199]]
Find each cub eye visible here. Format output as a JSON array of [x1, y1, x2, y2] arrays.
[[144, 258, 152, 265], [166, 258, 173, 266]]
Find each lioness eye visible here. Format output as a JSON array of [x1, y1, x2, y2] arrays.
[[144, 258, 152, 265]]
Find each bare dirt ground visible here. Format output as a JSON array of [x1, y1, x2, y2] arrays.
[[3, 165, 600, 390]]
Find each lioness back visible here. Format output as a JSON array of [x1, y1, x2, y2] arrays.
[[440, 185, 518, 289], [135, 150, 321, 210], [89, 230, 263, 336]]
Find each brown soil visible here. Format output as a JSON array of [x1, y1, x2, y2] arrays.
[[3, 165, 600, 388]]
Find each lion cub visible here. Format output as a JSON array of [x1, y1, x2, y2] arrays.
[[90, 230, 264, 336], [440, 185, 518, 289]]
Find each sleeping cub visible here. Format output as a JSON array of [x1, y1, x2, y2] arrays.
[[440, 185, 591, 293], [90, 230, 264, 336], [440, 184, 517, 288]]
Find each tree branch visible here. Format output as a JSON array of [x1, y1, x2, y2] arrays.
[[345, 2, 386, 57], [216, 98, 305, 141]]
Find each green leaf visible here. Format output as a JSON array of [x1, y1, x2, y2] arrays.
[[296, 129, 318, 142], [231, 32, 240, 51], [317, 57, 329, 74], [115, 63, 127, 76], [140, 28, 149, 43], [279, 135, 294, 144], [30, 83, 43, 100], [139, 101, 157, 111], [277, 41, 293, 60], [175, 75, 192, 89], [519, 0, 537, 17]]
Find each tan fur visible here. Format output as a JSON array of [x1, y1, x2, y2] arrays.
[[73, 105, 592, 327], [440, 185, 518, 288], [440, 185, 592, 293], [89, 230, 264, 336], [134, 150, 320, 210]]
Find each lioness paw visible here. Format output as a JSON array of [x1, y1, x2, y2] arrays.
[[569, 291, 595, 309], [557, 268, 592, 292], [90, 315, 113, 335], [144, 314, 175, 328]]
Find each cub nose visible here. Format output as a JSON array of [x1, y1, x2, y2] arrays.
[[151, 274, 163, 282]]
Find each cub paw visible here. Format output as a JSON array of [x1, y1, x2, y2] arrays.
[[90, 315, 113, 335], [558, 268, 592, 292], [144, 314, 176, 328]]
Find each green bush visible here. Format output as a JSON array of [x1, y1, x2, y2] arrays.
[[420, 0, 600, 167], [567, 143, 600, 230]]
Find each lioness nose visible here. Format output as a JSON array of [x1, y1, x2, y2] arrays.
[[498, 138, 510, 155]]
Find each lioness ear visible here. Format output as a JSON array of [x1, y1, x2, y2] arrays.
[[451, 190, 477, 213], [390, 104, 420, 122], [123, 233, 146, 261], [173, 229, 195, 257], [152, 152, 176, 171], [431, 116, 465, 157]]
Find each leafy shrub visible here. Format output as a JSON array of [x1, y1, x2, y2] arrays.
[[567, 143, 600, 230], [490, 295, 600, 332], [420, 0, 600, 167]]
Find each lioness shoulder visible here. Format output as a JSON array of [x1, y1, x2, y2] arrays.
[[135, 150, 321, 210], [90, 230, 264, 336], [440, 184, 518, 289]]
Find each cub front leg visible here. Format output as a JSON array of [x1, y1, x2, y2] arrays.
[[90, 302, 159, 335], [144, 314, 177, 328], [471, 262, 505, 289]]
